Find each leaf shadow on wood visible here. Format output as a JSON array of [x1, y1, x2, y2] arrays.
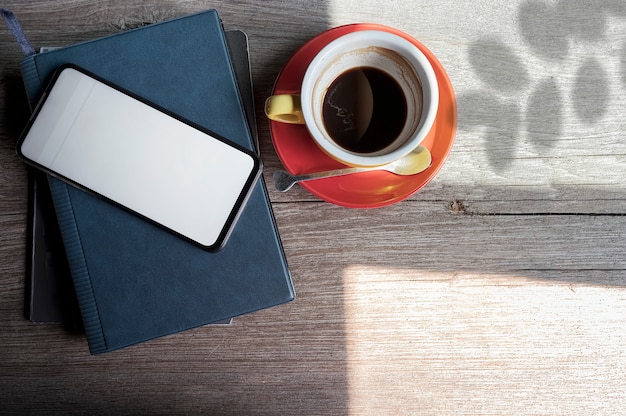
[[460, 0, 619, 173], [517, 0, 613, 124]]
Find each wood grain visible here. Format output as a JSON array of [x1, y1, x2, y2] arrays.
[[1, 0, 626, 414]]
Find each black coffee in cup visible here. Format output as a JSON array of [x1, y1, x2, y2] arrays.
[[322, 67, 407, 154]]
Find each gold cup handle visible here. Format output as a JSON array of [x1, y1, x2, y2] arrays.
[[265, 94, 305, 124]]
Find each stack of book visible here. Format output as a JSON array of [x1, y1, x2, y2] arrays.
[[20, 9, 294, 354]]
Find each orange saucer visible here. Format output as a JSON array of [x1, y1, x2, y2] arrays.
[[269, 24, 457, 208]]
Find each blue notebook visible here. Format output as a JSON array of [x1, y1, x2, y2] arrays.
[[25, 30, 258, 328], [20, 10, 294, 354]]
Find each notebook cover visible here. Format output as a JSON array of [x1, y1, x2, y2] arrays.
[[25, 29, 256, 328], [20, 10, 294, 354]]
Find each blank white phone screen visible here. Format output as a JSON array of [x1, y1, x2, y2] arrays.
[[20, 67, 256, 248]]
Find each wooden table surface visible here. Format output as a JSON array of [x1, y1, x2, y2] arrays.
[[2, 1, 625, 414]]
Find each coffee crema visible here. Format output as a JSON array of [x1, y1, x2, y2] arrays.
[[322, 67, 407, 154]]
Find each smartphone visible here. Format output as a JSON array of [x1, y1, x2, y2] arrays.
[[17, 65, 262, 251]]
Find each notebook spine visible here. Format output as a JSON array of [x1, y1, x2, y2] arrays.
[[47, 177, 107, 354]]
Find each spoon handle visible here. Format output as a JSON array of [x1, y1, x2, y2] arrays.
[[274, 166, 373, 192]]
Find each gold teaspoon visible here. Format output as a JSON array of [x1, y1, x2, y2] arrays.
[[274, 146, 432, 192]]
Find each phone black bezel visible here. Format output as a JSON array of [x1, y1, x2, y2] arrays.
[[16, 64, 263, 252]]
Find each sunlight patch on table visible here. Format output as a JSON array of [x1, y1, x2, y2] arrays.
[[342, 265, 626, 414]]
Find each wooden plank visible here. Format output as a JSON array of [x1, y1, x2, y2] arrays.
[[274, 201, 626, 274]]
